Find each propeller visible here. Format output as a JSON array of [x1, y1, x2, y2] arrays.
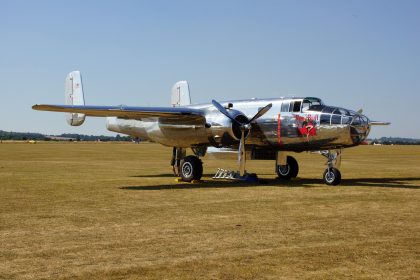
[[353, 108, 390, 126], [369, 121, 391, 126], [212, 100, 272, 176]]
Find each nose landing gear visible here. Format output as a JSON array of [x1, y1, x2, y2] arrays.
[[323, 167, 341, 185], [321, 150, 342, 185]]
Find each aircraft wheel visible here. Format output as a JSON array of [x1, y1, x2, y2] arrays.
[[276, 156, 299, 179], [180, 155, 203, 182], [323, 168, 341, 186]]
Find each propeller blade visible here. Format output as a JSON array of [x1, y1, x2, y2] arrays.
[[369, 121, 391, 126], [238, 129, 246, 176], [212, 99, 242, 125], [212, 100, 272, 177], [248, 103, 272, 123]]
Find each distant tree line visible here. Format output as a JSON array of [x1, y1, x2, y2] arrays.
[[0, 130, 132, 142], [2, 130, 420, 145], [59, 133, 132, 142], [370, 137, 420, 145]]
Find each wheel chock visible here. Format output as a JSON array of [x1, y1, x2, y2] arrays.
[[191, 180, 202, 184], [174, 178, 202, 184]]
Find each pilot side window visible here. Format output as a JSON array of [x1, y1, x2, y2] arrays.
[[281, 101, 290, 112], [320, 114, 331, 125], [302, 101, 310, 111]]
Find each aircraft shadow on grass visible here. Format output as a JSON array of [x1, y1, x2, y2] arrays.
[[121, 176, 420, 190]]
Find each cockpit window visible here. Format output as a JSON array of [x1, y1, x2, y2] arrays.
[[322, 106, 335, 114], [336, 108, 350, 116], [302, 97, 323, 111], [307, 105, 324, 112], [302, 101, 310, 111]]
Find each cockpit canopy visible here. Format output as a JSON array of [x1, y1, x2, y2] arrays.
[[280, 97, 368, 126], [302, 97, 324, 111], [304, 102, 369, 126], [280, 97, 324, 113]]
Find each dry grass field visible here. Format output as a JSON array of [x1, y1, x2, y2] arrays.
[[0, 142, 419, 279]]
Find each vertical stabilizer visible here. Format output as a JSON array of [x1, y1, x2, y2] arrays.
[[171, 81, 191, 107], [65, 71, 86, 126]]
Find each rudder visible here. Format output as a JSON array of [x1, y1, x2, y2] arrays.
[[65, 71, 86, 126], [171, 81, 191, 107]]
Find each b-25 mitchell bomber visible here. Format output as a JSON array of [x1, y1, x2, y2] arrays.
[[33, 71, 390, 185]]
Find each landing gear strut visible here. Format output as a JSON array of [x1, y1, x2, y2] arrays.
[[171, 147, 185, 177], [321, 150, 342, 185], [276, 153, 299, 180]]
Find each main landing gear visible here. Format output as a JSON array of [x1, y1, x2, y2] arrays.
[[171, 147, 203, 182], [275, 149, 342, 185], [276, 155, 299, 180], [171, 147, 343, 185]]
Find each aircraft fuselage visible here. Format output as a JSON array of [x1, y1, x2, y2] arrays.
[[106, 97, 370, 151]]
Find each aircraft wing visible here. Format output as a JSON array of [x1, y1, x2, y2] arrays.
[[32, 104, 206, 121]]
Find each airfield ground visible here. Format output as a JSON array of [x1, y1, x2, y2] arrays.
[[0, 143, 419, 279]]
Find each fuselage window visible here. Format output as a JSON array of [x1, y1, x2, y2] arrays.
[[331, 115, 341, 124], [342, 116, 352, 124], [292, 101, 302, 112], [320, 114, 331, 124], [281, 101, 290, 112]]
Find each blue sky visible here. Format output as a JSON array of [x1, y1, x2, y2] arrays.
[[1, 0, 419, 138]]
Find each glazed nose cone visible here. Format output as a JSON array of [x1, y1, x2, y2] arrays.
[[350, 114, 370, 144]]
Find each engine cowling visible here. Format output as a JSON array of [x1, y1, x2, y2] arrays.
[[206, 109, 250, 147]]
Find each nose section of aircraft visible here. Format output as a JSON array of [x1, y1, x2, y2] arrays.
[[349, 113, 370, 144]]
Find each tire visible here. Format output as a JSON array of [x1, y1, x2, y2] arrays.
[[276, 156, 299, 179], [180, 156, 203, 182], [323, 168, 341, 186]]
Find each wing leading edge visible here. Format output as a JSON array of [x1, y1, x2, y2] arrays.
[[32, 104, 206, 122]]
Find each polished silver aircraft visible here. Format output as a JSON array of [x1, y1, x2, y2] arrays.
[[33, 71, 390, 185]]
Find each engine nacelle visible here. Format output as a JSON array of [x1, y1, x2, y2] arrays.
[[206, 109, 249, 147]]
